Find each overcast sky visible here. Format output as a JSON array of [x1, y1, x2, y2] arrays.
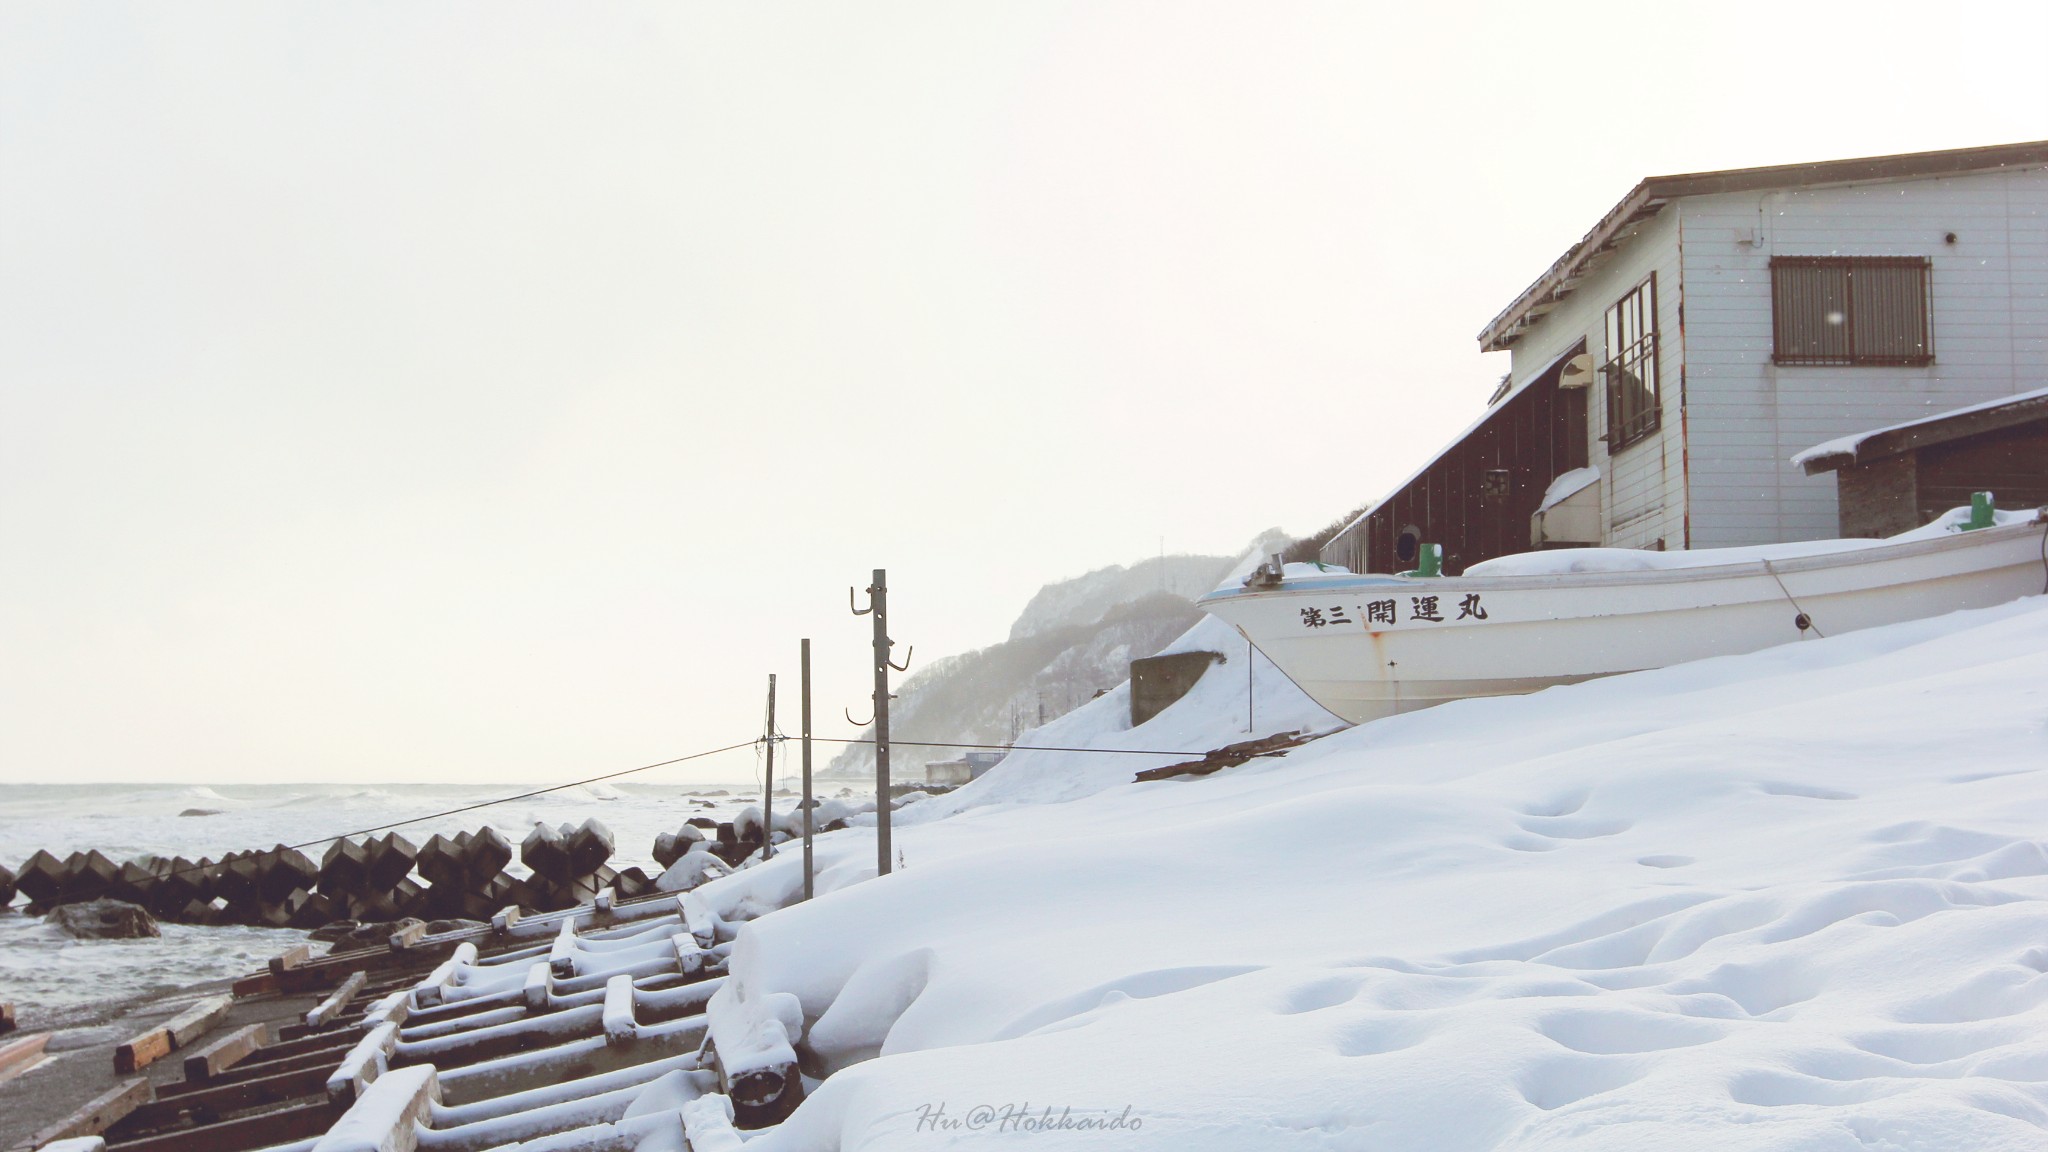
[[2, 2, 2043, 785]]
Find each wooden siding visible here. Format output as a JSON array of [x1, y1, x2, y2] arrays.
[[1677, 168, 2048, 546], [1330, 361, 1587, 574], [1505, 209, 1687, 550]]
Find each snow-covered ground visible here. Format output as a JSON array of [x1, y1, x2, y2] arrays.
[[690, 592, 2048, 1150]]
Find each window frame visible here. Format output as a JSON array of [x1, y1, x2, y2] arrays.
[[1600, 273, 1661, 453], [1770, 255, 1934, 367]]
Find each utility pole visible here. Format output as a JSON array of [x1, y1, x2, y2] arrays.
[[762, 674, 776, 860], [870, 570, 892, 876], [851, 569, 909, 877], [800, 639, 813, 901], [1247, 638, 1255, 733]]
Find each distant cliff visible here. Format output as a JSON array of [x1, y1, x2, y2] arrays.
[[823, 541, 1283, 781]]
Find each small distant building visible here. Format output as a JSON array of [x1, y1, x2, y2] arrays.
[[924, 749, 1007, 788], [1796, 388, 2048, 537], [1322, 139, 2048, 574]]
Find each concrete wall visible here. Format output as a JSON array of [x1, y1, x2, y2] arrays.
[[1129, 651, 1223, 727]]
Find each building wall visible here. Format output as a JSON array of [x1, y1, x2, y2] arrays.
[[1506, 209, 1688, 550], [1677, 167, 2048, 546]]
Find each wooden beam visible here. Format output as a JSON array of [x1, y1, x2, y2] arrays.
[[268, 944, 312, 978], [230, 972, 279, 999], [116, 991, 232, 1073], [102, 1099, 343, 1152], [124, 1064, 330, 1127], [305, 971, 368, 1029], [181, 1023, 268, 1083], [114, 1029, 173, 1075], [159, 1044, 349, 1096], [0, 1002, 14, 1034], [23, 1077, 151, 1146], [279, 1011, 365, 1042], [388, 921, 429, 951], [0, 1031, 51, 1086], [163, 996, 232, 1049]]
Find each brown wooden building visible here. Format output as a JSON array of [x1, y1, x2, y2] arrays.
[[1320, 342, 1590, 576], [1797, 389, 2048, 538]]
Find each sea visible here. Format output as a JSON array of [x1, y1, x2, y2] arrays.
[[0, 780, 853, 1027]]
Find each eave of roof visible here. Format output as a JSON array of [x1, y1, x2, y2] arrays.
[[1477, 139, 2048, 353], [1796, 386, 2048, 475]]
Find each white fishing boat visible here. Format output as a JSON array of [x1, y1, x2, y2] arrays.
[[1199, 503, 2048, 725]]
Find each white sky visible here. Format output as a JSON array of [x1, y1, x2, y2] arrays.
[[2, 2, 2043, 785]]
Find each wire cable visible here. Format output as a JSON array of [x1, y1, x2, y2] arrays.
[[809, 736, 1272, 757], [1760, 558, 1825, 638], [108, 737, 763, 887]]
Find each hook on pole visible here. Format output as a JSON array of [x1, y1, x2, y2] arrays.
[[850, 586, 874, 616], [844, 706, 874, 727], [887, 644, 914, 673]]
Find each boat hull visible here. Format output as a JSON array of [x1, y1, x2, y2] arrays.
[[1200, 517, 2048, 724]]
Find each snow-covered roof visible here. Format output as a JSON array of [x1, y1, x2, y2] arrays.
[[1793, 385, 2048, 473], [1536, 465, 1599, 513]]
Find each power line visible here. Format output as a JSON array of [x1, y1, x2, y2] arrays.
[[811, 736, 1224, 758], [116, 737, 764, 886]]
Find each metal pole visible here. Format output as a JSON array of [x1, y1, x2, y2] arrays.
[[872, 568, 892, 877], [800, 639, 813, 901], [762, 674, 776, 860], [1247, 638, 1254, 733]]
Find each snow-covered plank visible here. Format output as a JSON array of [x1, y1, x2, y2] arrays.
[[547, 921, 577, 977], [705, 986, 803, 1126], [393, 1004, 603, 1067], [522, 961, 551, 1012], [431, 1015, 708, 1106], [360, 990, 412, 1031], [310, 1063, 438, 1152], [490, 904, 521, 934], [327, 1020, 399, 1105], [680, 1093, 745, 1152], [306, 970, 368, 1029], [35, 1139, 106, 1152], [681, 892, 722, 949], [429, 1051, 703, 1128], [672, 934, 705, 976], [410, 942, 480, 1008], [602, 975, 638, 1047], [399, 1004, 528, 1042]]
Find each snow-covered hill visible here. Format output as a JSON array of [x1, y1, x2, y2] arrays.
[[700, 591, 2048, 1150]]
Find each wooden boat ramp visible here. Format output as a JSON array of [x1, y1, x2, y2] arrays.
[[8, 888, 789, 1152]]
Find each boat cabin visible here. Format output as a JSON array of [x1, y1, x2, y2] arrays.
[[1323, 140, 2048, 575]]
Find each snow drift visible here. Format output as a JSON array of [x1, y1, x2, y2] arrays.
[[692, 592, 2048, 1150]]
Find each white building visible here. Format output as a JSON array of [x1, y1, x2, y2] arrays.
[[1324, 140, 2048, 574]]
